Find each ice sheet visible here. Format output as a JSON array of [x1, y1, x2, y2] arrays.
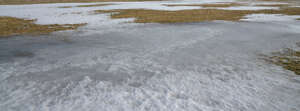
[[1, 1, 300, 111]]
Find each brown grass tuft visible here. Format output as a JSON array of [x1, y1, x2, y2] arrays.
[[0, 16, 86, 37], [95, 9, 254, 23], [262, 48, 300, 75], [263, 7, 300, 15], [94, 7, 300, 23], [58, 6, 73, 8]]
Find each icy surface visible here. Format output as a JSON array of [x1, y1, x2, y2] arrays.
[[242, 14, 300, 22], [1, 1, 300, 111]]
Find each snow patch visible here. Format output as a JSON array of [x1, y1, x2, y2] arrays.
[[242, 14, 300, 22]]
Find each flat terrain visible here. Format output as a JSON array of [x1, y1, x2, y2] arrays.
[[0, 0, 161, 5], [1, 0, 300, 111]]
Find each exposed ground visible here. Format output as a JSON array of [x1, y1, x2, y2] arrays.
[[0, 17, 85, 37]]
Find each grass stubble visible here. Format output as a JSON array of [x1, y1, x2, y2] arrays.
[[0, 17, 86, 37], [262, 46, 300, 75]]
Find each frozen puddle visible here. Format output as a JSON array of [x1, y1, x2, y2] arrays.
[[1, 1, 300, 111]]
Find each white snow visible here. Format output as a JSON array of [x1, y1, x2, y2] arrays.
[[242, 14, 300, 22]]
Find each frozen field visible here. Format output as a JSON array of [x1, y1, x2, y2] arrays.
[[1, 0, 300, 111]]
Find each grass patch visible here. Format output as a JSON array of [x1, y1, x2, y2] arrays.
[[95, 9, 255, 23], [262, 48, 300, 75], [59, 3, 112, 8], [0, 0, 161, 5], [94, 7, 300, 23], [165, 3, 244, 8], [77, 3, 112, 7], [254, 4, 290, 7], [0, 16, 86, 37], [296, 18, 300, 20], [267, 7, 300, 15], [58, 6, 73, 8]]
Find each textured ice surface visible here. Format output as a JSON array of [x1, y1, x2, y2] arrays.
[[1, 21, 300, 111], [1, 1, 300, 111]]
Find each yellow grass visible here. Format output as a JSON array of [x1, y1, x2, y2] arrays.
[[0, 16, 86, 37], [94, 7, 300, 23], [95, 9, 253, 23]]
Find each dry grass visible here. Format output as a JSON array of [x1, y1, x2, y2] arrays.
[[95, 9, 254, 23], [262, 48, 300, 75], [58, 3, 112, 8], [58, 6, 73, 8], [265, 7, 300, 15], [165, 3, 244, 8], [94, 7, 300, 23], [0, 0, 160, 5], [254, 4, 290, 7], [0, 16, 86, 37], [77, 3, 112, 7]]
